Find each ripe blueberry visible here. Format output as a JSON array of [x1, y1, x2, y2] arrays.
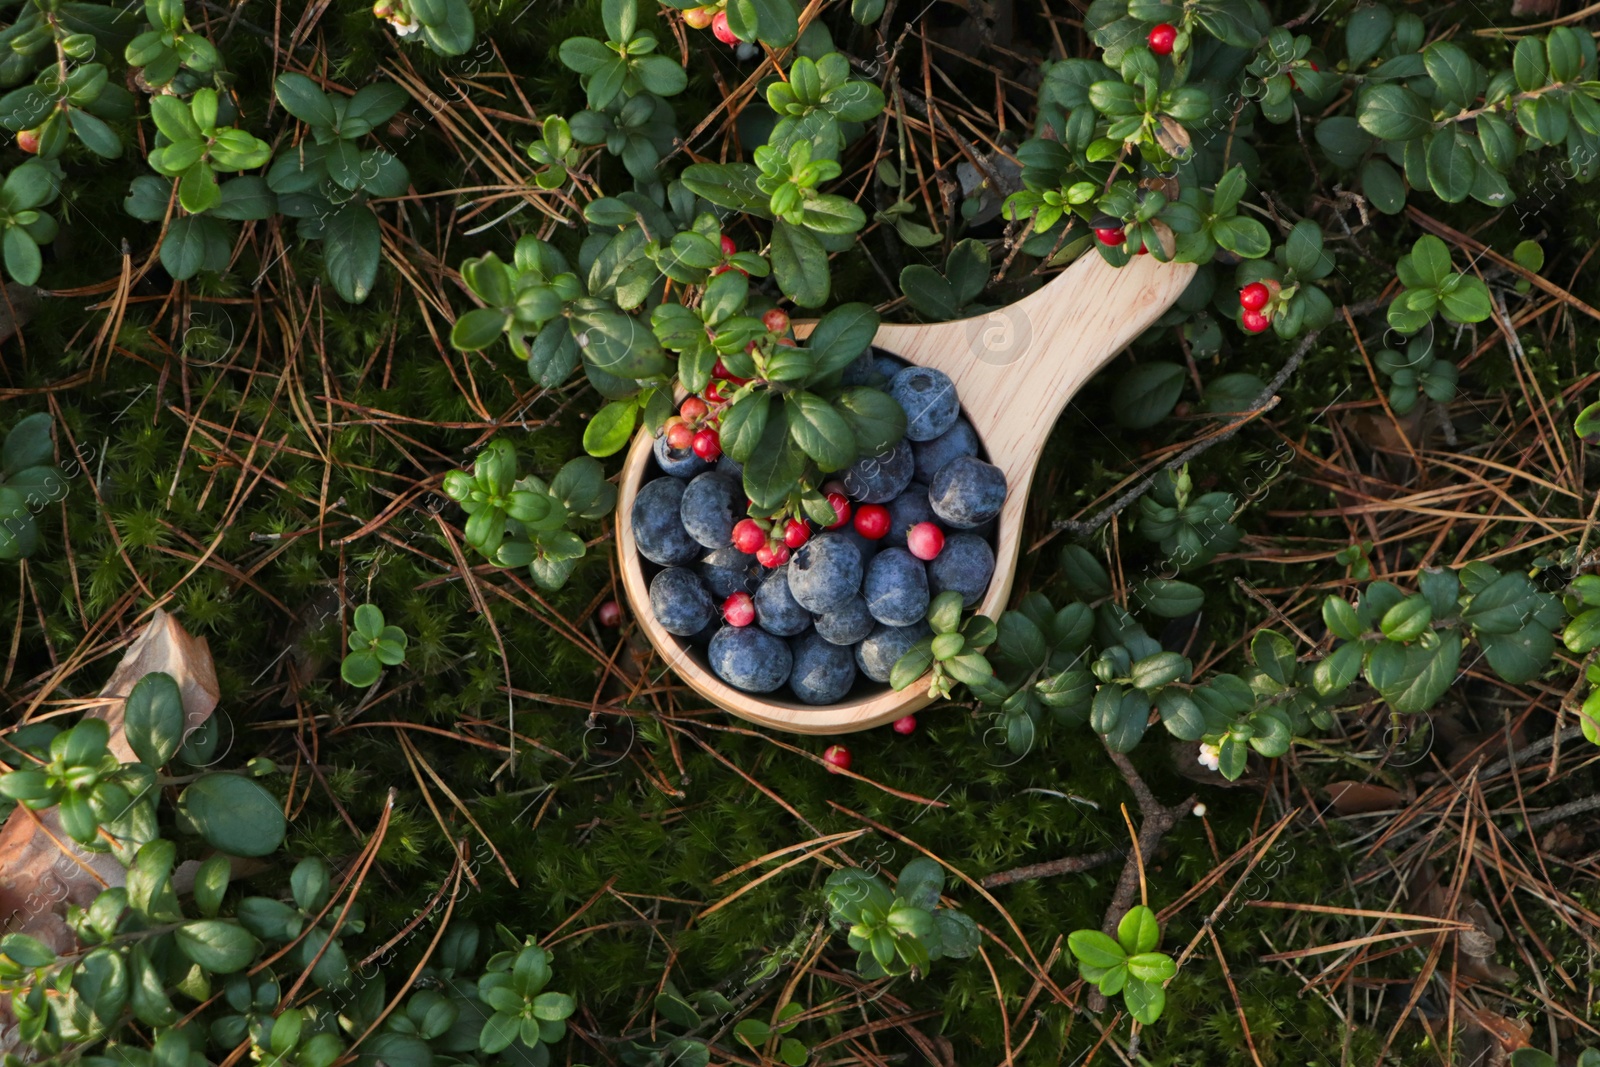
[[633, 476, 702, 566], [814, 595, 874, 646], [789, 632, 858, 705], [855, 621, 932, 683], [863, 547, 930, 627], [786, 533, 864, 614], [709, 625, 792, 693], [928, 456, 1007, 529], [888, 366, 961, 442], [649, 567, 716, 636], [753, 565, 811, 636], [926, 532, 994, 608], [679, 471, 741, 549]]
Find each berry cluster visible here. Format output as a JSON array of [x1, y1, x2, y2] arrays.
[[682, 5, 740, 45], [1237, 280, 1278, 334], [632, 349, 1007, 706]]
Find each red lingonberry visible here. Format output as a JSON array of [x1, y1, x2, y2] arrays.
[[732, 519, 766, 554], [665, 419, 695, 451], [703, 380, 727, 404], [1241, 309, 1271, 334], [720, 234, 737, 256], [756, 542, 790, 568], [822, 744, 851, 772], [691, 428, 722, 460], [762, 308, 790, 334], [711, 359, 750, 385], [906, 522, 945, 561], [824, 491, 851, 530], [722, 591, 755, 627], [1239, 282, 1270, 311], [711, 11, 738, 44], [854, 504, 890, 540], [682, 5, 714, 28], [1094, 226, 1126, 246], [783, 518, 810, 549], [1136, 242, 1149, 255], [597, 600, 623, 627], [891, 715, 917, 735], [680, 396, 708, 422], [1147, 22, 1177, 55]]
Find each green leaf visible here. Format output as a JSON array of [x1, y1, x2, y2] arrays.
[[806, 302, 879, 376], [895, 857, 944, 910], [898, 267, 955, 320], [1361, 159, 1406, 214], [2, 412, 54, 474], [1426, 130, 1475, 203], [720, 392, 771, 463], [832, 386, 907, 454], [1111, 362, 1184, 429], [174, 920, 258, 974], [1132, 577, 1204, 617], [1365, 637, 1460, 713], [770, 220, 829, 307], [451, 308, 508, 351], [320, 205, 381, 303], [742, 404, 806, 508], [1481, 624, 1554, 685], [787, 392, 857, 471], [1251, 630, 1298, 686], [680, 163, 771, 217], [573, 309, 668, 380], [1123, 976, 1167, 1024], [1423, 42, 1477, 111], [1116, 905, 1159, 955], [1379, 594, 1432, 641], [124, 671, 184, 769], [178, 774, 287, 857], [1068, 929, 1127, 969], [274, 73, 337, 127], [1126, 951, 1175, 982], [1398, 235, 1453, 289], [1210, 215, 1271, 258], [1345, 4, 1394, 68], [1357, 84, 1432, 140]]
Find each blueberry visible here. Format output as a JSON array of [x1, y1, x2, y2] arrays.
[[716, 454, 744, 481], [928, 533, 994, 608], [633, 476, 701, 566], [863, 547, 930, 626], [788, 632, 858, 704], [754, 565, 812, 636], [814, 595, 874, 645], [842, 439, 915, 504], [840, 351, 877, 386], [786, 533, 864, 614], [912, 419, 979, 484], [686, 617, 719, 646], [884, 484, 937, 549], [709, 625, 793, 693], [840, 526, 881, 566], [649, 567, 716, 636], [855, 621, 932, 683], [874, 351, 909, 379], [680, 472, 740, 549], [929, 455, 1007, 529], [654, 434, 713, 478], [699, 545, 759, 599], [889, 366, 961, 442]]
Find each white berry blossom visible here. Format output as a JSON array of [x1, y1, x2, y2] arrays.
[[1197, 742, 1221, 771]]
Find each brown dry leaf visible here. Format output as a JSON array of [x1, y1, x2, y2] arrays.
[[1461, 1003, 1533, 1052], [1325, 780, 1406, 814], [0, 611, 218, 1051]]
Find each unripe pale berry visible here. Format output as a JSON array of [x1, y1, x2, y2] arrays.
[[597, 600, 622, 627], [906, 522, 945, 561], [723, 591, 755, 626], [683, 5, 714, 28], [762, 308, 789, 334], [17, 129, 40, 154]]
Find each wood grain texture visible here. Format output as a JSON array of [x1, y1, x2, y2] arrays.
[[618, 249, 1196, 735]]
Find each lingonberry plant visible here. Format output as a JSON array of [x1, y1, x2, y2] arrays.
[[1068, 905, 1177, 1025], [0, 412, 64, 561], [341, 603, 409, 687], [823, 858, 979, 978]]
